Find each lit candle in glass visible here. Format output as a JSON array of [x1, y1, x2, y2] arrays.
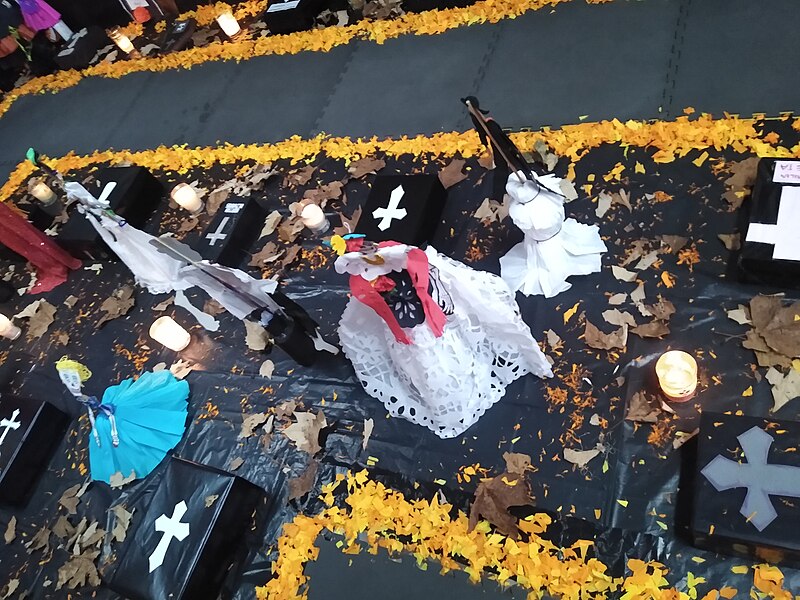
[[108, 27, 142, 58], [301, 203, 329, 234], [149, 316, 191, 352], [29, 179, 56, 204], [0, 314, 21, 341], [656, 350, 698, 402], [171, 183, 204, 215], [216, 12, 241, 38]]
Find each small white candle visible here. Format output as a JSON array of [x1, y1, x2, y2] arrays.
[[29, 180, 56, 205], [0, 314, 21, 341], [171, 183, 204, 215], [656, 350, 698, 402], [301, 204, 329, 234], [149, 316, 191, 352], [216, 12, 241, 37], [108, 28, 137, 55]]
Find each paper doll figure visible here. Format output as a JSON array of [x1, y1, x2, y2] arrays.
[[462, 96, 532, 201], [56, 358, 189, 484], [27, 149, 336, 366], [330, 234, 553, 439], [0, 201, 81, 293], [15, 0, 73, 39], [500, 171, 606, 298]]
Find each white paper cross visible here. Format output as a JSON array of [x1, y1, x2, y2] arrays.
[[702, 426, 800, 531], [148, 500, 191, 573], [0, 409, 21, 450], [373, 185, 407, 232], [745, 186, 800, 261], [205, 217, 230, 246]]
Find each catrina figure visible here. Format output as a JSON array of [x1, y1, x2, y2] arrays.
[[328, 234, 553, 439], [56, 358, 189, 485]]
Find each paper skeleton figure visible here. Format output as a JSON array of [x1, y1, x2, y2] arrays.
[[56, 358, 189, 484], [330, 235, 553, 439], [500, 171, 607, 298]]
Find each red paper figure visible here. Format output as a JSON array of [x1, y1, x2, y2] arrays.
[[0, 201, 80, 293]]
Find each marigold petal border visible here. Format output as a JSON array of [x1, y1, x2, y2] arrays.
[[3, 113, 798, 204], [0, 0, 611, 121]]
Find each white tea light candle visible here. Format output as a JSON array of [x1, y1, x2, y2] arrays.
[[149, 316, 191, 352], [0, 314, 21, 341], [29, 179, 56, 204], [108, 27, 140, 57], [216, 11, 241, 37], [301, 203, 329, 234], [171, 183, 204, 215], [656, 350, 698, 402]]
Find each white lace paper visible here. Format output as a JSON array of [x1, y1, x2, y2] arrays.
[[339, 247, 553, 438], [500, 172, 606, 298]]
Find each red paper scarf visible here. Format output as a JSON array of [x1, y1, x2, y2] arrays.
[[0, 202, 81, 293], [349, 246, 446, 345]]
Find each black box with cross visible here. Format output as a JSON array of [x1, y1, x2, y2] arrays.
[[358, 174, 448, 247], [196, 197, 267, 267], [692, 411, 800, 566], [0, 395, 70, 506], [107, 457, 268, 600]]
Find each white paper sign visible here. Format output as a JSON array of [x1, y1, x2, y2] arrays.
[[745, 185, 800, 261], [772, 161, 800, 184], [267, 0, 301, 12], [225, 203, 245, 214]]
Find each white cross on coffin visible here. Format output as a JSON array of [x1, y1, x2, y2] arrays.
[[0, 409, 21, 452], [702, 426, 800, 531], [148, 500, 191, 573], [206, 217, 230, 246], [373, 185, 407, 232], [745, 186, 800, 261]]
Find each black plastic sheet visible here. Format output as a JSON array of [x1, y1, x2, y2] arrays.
[[1, 119, 799, 597]]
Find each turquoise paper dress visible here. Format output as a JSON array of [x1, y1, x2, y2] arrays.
[[89, 370, 189, 484]]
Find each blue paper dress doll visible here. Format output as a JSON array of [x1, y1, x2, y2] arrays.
[[56, 357, 189, 485]]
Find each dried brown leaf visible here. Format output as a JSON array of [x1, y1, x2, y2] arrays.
[[228, 457, 244, 471], [333, 207, 363, 237], [111, 505, 133, 543], [250, 241, 283, 268], [244, 320, 270, 352], [630, 320, 670, 338], [259, 359, 275, 379], [278, 217, 305, 244], [279, 245, 302, 270], [284, 166, 315, 188], [563, 447, 600, 468], [625, 391, 660, 423], [283, 410, 327, 455], [109, 470, 136, 489], [362, 418, 374, 451], [474, 197, 509, 224], [153, 296, 173, 311], [204, 494, 219, 508], [660, 235, 688, 254], [602, 309, 637, 328], [645, 297, 676, 321], [718, 233, 741, 251], [206, 188, 231, 215], [97, 285, 135, 327], [4, 516, 15, 545], [503, 452, 531, 475], [26, 527, 50, 554], [56, 550, 100, 590], [348, 157, 386, 179], [240, 412, 268, 439], [203, 298, 226, 316], [438, 159, 468, 189], [584, 320, 627, 350], [468, 472, 533, 539], [288, 460, 319, 501], [611, 266, 637, 282], [15, 300, 56, 340], [260, 211, 283, 238]]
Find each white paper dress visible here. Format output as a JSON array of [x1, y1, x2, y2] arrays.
[[336, 244, 553, 439], [499, 172, 606, 298]]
